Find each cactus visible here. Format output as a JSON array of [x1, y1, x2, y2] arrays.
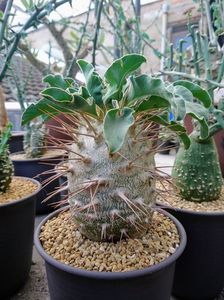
[[23, 121, 46, 159], [170, 81, 223, 202], [0, 123, 14, 193], [163, 5, 224, 202], [22, 54, 210, 241], [172, 134, 222, 202]]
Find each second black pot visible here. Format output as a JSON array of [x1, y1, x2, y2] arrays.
[[163, 206, 224, 300], [9, 131, 24, 153], [11, 152, 65, 214], [0, 177, 41, 299]]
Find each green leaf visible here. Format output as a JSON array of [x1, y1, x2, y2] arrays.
[[148, 115, 191, 149], [213, 109, 224, 128], [22, 95, 97, 126], [135, 96, 170, 112], [43, 74, 75, 89], [104, 107, 134, 153], [185, 101, 209, 140], [173, 80, 212, 108], [103, 54, 146, 104], [168, 84, 209, 139], [170, 85, 193, 121], [218, 98, 224, 111], [79, 86, 91, 99], [127, 75, 172, 105], [187, 112, 209, 140], [77, 60, 104, 108], [41, 87, 74, 102]]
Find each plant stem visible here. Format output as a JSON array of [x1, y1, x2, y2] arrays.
[[92, 0, 104, 67], [0, 0, 70, 82], [159, 70, 224, 88], [67, 0, 92, 77], [0, 0, 13, 48]]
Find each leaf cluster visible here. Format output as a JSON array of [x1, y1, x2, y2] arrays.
[[22, 54, 212, 153]]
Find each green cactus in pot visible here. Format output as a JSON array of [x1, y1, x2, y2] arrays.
[[22, 54, 210, 241], [0, 123, 14, 193], [169, 80, 224, 202]]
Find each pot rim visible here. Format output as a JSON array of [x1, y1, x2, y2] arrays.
[[156, 201, 224, 216], [35, 206, 187, 280], [0, 176, 41, 208], [11, 131, 25, 136], [10, 151, 66, 162]]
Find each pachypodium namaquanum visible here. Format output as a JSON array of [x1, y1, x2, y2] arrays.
[[22, 54, 210, 241], [0, 123, 14, 193]]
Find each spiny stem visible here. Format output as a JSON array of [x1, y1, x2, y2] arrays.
[[92, 0, 104, 67], [0, 0, 70, 81]]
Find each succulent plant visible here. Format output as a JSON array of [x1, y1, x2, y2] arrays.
[[163, 12, 224, 202], [172, 95, 224, 202], [0, 123, 14, 193], [22, 54, 210, 241], [23, 121, 46, 158]]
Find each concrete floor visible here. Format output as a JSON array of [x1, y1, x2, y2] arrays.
[[8, 154, 224, 300]]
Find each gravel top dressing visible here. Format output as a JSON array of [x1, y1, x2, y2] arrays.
[[10, 149, 65, 160], [157, 182, 224, 212], [40, 210, 180, 272], [0, 177, 37, 204]]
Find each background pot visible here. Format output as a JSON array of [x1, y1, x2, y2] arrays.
[[0, 177, 41, 299], [46, 114, 74, 143], [163, 205, 224, 300], [55, 163, 68, 200], [9, 131, 24, 153], [35, 207, 186, 300], [11, 152, 66, 214]]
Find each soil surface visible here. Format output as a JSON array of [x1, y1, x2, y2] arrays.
[[157, 181, 224, 212], [10, 149, 66, 160], [0, 177, 38, 204], [40, 210, 180, 272]]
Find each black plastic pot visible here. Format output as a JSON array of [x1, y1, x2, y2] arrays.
[[35, 207, 186, 300], [9, 131, 24, 153], [11, 152, 66, 214], [162, 205, 224, 300], [0, 177, 41, 299]]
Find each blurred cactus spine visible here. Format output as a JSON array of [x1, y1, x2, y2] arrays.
[[0, 123, 13, 193]]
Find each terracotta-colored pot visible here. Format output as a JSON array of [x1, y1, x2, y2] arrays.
[[46, 114, 74, 143]]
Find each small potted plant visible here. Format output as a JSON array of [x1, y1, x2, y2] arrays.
[[10, 117, 66, 214], [157, 79, 224, 299], [0, 123, 41, 299], [5, 68, 66, 214], [22, 54, 195, 300]]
